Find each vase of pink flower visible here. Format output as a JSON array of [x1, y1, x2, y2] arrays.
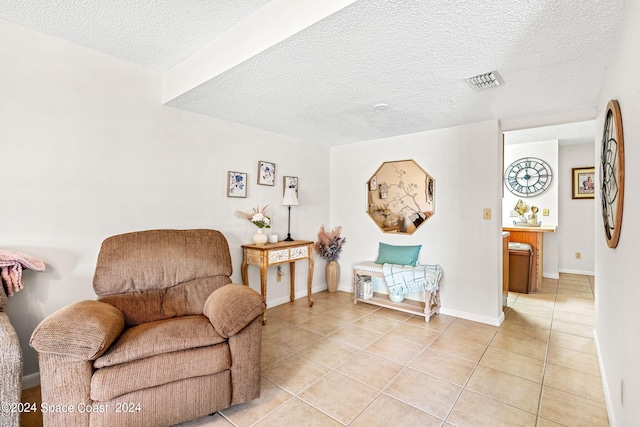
[[252, 228, 268, 245], [236, 205, 271, 245], [314, 225, 346, 292]]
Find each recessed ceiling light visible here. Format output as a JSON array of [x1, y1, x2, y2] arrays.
[[465, 70, 504, 91], [373, 103, 389, 110]]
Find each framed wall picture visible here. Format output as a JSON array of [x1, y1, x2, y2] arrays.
[[283, 176, 298, 196], [227, 171, 247, 198], [257, 161, 276, 186], [370, 175, 377, 191], [572, 166, 595, 199], [600, 99, 625, 248], [379, 183, 388, 199]]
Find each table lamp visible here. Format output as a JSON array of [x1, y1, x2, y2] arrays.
[[282, 187, 299, 241]]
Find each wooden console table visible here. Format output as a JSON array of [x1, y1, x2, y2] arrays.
[[241, 240, 314, 324], [503, 226, 556, 292]]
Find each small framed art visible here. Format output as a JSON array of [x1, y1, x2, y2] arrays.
[[227, 171, 247, 198], [370, 175, 377, 191], [283, 176, 298, 196], [258, 161, 276, 186], [572, 166, 595, 199], [379, 183, 388, 199]]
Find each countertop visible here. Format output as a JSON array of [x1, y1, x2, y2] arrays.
[[503, 225, 557, 232]]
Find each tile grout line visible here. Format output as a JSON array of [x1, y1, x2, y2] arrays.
[[253, 281, 602, 426], [298, 310, 441, 426], [425, 316, 497, 425], [342, 313, 445, 425], [440, 295, 546, 424], [352, 316, 461, 424], [534, 277, 558, 426], [278, 305, 411, 425]]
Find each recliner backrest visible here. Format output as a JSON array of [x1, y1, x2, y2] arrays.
[[93, 229, 233, 326]]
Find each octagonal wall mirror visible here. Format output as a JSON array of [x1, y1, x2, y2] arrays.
[[366, 159, 435, 234]]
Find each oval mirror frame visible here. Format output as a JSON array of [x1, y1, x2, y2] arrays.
[[366, 159, 435, 234]]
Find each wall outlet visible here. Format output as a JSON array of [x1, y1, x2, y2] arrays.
[[483, 208, 491, 220], [543, 208, 549, 216], [276, 266, 283, 282], [575, 252, 582, 259]]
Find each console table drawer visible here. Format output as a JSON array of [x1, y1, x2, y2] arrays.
[[290, 246, 309, 260], [268, 249, 290, 264], [267, 246, 309, 264]]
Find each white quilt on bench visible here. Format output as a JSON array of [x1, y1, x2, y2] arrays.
[[382, 263, 442, 296]]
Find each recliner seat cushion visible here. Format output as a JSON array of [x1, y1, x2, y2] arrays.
[[91, 344, 231, 401], [94, 315, 225, 369]]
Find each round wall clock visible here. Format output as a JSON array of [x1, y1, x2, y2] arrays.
[[504, 157, 553, 197], [600, 99, 625, 248]]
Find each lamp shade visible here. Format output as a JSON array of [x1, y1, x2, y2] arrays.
[[282, 188, 299, 206]]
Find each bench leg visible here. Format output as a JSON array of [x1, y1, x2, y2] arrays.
[[353, 271, 358, 304], [423, 290, 441, 323]]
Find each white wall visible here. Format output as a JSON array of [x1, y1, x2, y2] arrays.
[[331, 120, 504, 326], [503, 140, 559, 278], [558, 142, 595, 275], [593, 0, 640, 425], [0, 19, 330, 383]]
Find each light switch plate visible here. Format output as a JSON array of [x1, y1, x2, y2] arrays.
[[483, 208, 491, 220], [543, 208, 549, 216]]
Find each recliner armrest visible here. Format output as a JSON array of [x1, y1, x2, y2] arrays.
[[30, 300, 125, 360], [204, 284, 265, 338]]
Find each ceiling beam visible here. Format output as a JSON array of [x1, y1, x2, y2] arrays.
[[162, 0, 358, 104], [500, 108, 597, 132]]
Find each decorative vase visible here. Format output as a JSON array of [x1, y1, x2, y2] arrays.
[[326, 260, 340, 293], [252, 228, 268, 245]]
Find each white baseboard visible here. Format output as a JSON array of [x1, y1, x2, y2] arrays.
[[558, 268, 595, 276], [22, 372, 40, 390], [439, 307, 505, 327], [543, 272, 560, 279], [594, 330, 617, 427], [336, 284, 351, 294]]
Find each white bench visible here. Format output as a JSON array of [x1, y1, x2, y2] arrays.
[[352, 261, 441, 322]]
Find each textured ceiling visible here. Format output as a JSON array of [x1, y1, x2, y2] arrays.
[[0, 0, 628, 145], [0, 0, 272, 71]]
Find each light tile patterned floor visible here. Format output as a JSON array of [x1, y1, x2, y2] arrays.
[[22, 274, 608, 427], [178, 273, 608, 427]]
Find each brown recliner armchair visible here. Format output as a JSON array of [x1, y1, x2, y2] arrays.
[[30, 229, 265, 427]]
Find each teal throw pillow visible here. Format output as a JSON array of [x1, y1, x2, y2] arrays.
[[375, 243, 422, 267]]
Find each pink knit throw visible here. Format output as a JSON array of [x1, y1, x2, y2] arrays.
[[0, 249, 46, 296]]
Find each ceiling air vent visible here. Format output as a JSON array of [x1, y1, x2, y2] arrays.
[[465, 70, 504, 91]]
